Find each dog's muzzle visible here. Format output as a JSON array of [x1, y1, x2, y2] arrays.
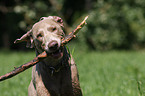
[[47, 40, 63, 59], [48, 40, 59, 52]]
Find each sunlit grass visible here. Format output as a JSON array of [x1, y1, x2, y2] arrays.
[[74, 50, 145, 96], [0, 51, 34, 96], [0, 49, 145, 96]]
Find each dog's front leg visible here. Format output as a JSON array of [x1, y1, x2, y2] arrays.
[[69, 55, 83, 96], [28, 80, 37, 96], [28, 66, 51, 96]]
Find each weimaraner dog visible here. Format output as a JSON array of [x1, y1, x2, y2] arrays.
[[15, 16, 82, 96]]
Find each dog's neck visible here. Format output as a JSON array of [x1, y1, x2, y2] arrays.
[[35, 47, 69, 72], [34, 47, 70, 77]]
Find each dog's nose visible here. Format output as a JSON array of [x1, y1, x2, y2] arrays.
[[48, 41, 59, 51]]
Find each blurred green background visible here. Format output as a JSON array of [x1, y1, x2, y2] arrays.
[[1, 0, 145, 50], [1, 0, 145, 96]]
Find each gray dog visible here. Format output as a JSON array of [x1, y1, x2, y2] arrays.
[[15, 16, 82, 96]]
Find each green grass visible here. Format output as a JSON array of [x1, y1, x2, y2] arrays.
[[0, 49, 145, 96], [75, 50, 145, 96]]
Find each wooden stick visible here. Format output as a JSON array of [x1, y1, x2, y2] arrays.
[[0, 16, 88, 82], [61, 16, 88, 46], [0, 51, 47, 81]]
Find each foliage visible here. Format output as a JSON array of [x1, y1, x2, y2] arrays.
[[0, 0, 52, 49], [1, 0, 145, 50], [81, 0, 145, 50]]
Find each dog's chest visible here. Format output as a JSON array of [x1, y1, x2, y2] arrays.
[[35, 64, 63, 93]]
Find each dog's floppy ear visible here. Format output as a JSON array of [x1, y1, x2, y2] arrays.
[[14, 30, 34, 48], [48, 16, 64, 28]]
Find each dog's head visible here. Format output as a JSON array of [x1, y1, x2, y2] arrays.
[[14, 16, 65, 59]]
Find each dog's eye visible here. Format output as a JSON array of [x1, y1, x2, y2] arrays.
[[52, 27, 56, 31], [37, 33, 43, 38], [47, 26, 57, 32]]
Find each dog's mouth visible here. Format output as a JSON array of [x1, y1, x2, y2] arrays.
[[41, 40, 63, 59], [49, 48, 63, 59]]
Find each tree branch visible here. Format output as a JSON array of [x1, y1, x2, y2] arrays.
[[0, 51, 47, 81], [61, 16, 88, 46], [0, 16, 88, 82]]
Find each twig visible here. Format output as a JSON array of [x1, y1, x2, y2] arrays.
[[0, 51, 47, 81], [61, 16, 88, 46], [0, 16, 88, 82]]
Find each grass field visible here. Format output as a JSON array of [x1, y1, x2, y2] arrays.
[[0, 47, 145, 96]]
